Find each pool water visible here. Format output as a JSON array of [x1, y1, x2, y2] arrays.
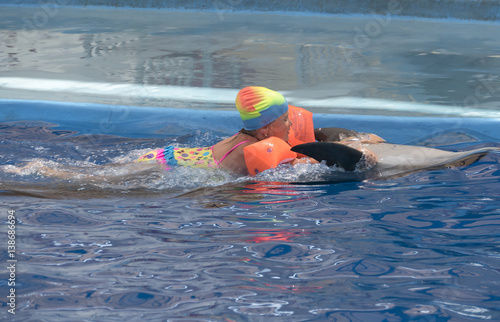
[[1, 4, 500, 321], [1, 105, 500, 321]]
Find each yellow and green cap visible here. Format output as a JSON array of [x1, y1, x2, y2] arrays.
[[235, 86, 288, 131]]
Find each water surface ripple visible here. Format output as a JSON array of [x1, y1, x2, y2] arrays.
[[1, 123, 500, 321]]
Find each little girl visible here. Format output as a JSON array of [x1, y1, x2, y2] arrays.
[[138, 86, 311, 175]]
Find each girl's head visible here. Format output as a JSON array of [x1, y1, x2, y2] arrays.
[[236, 86, 291, 141]]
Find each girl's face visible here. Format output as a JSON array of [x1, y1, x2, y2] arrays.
[[267, 111, 291, 141]]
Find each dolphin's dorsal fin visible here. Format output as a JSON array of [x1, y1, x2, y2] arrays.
[[291, 142, 363, 171]]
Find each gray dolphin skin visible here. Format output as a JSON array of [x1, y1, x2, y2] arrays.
[[292, 128, 500, 181], [361, 143, 495, 177]]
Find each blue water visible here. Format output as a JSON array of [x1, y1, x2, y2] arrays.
[[1, 4, 500, 321], [1, 101, 500, 321]]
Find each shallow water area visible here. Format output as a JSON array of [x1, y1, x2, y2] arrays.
[[1, 3, 500, 321]]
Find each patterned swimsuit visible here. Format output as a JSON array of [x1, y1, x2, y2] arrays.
[[137, 140, 250, 170]]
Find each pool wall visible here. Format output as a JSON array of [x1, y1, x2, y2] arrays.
[[2, 99, 499, 144], [1, 1, 499, 143], [1, 0, 500, 21]]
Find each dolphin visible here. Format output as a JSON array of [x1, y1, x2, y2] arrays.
[[291, 128, 500, 181]]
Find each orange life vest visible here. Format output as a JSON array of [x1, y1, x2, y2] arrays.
[[287, 105, 315, 147], [243, 105, 315, 176]]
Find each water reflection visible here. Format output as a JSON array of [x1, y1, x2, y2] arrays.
[[243, 229, 309, 244], [2, 8, 500, 114], [4, 160, 500, 320], [229, 299, 294, 317], [246, 243, 333, 263]]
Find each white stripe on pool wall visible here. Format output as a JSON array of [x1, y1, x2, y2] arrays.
[[0, 77, 239, 104], [1, 77, 499, 118]]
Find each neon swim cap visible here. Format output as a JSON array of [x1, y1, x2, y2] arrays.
[[235, 86, 289, 131]]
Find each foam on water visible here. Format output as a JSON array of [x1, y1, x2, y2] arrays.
[[0, 150, 337, 194], [1, 151, 239, 194]]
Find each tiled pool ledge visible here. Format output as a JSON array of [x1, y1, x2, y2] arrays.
[[1, 0, 500, 22]]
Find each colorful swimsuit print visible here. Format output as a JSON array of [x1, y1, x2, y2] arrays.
[[137, 139, 251, 170], [137, 146, 217, 170]]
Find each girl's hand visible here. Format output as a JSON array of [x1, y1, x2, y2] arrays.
[[366, 134, 386, 143], [338, 141, 378, 170], [357, 148, 378, 170]]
